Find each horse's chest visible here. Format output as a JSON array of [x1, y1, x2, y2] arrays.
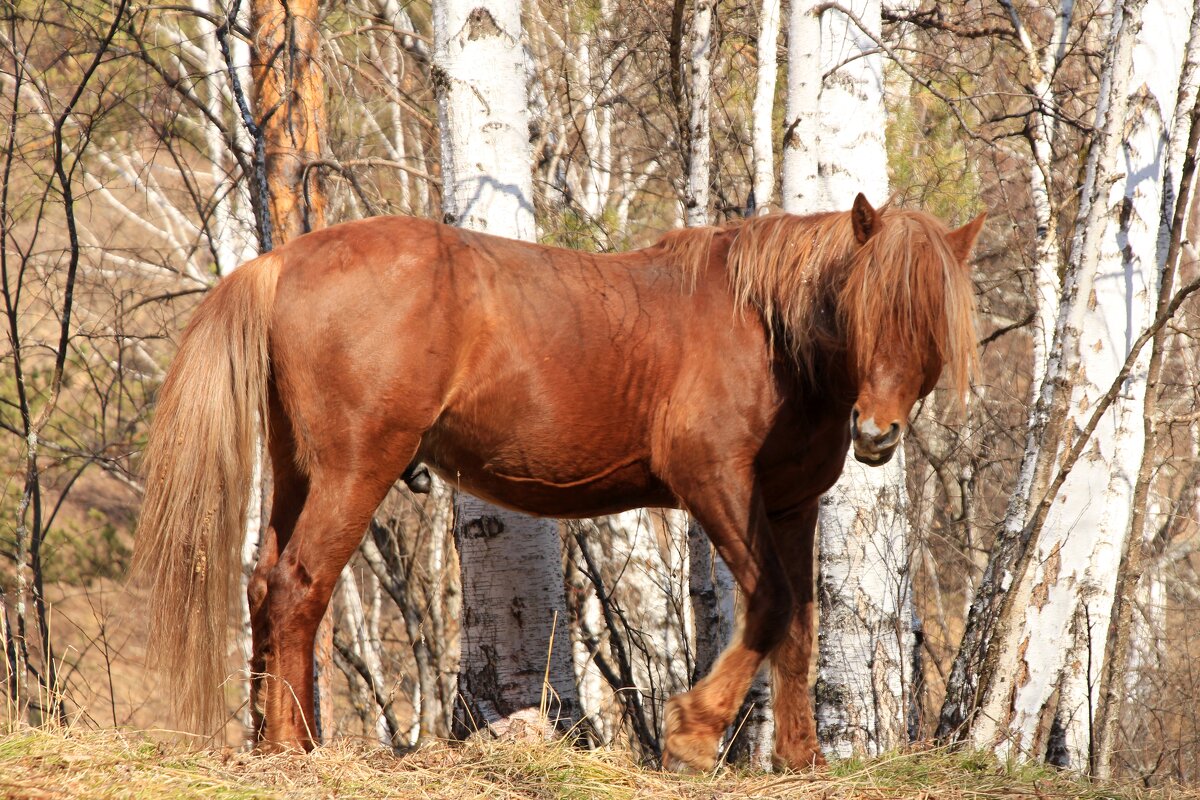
[[759, 415, 853, 510]]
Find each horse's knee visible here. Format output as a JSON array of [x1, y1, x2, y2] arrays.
[[248, 567, 270, 617], [744, 586, 795, 652], [266, 555, 321, 619]]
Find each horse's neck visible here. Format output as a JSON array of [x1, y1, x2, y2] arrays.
[[778, 341, 856, 419]]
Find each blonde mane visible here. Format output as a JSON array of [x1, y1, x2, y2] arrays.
[[658, 208, 978, 397]]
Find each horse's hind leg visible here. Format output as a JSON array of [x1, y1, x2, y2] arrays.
[[247, 414, 309, 743], [257, 456, 406, 751], [663, 477, 793, 771]]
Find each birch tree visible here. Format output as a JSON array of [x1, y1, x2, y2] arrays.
[[782, 0, 914, 759], [1095, 7, 1200, 776], [433, 0, 579, 734], [968, 0, 1195, 768], [684, 0, 714, 226], [683, 7, 776, 758], [937, 0, 1075, 739], [751, 0, 781, 213]]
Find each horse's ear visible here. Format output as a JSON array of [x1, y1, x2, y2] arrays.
[[851, 193, 881, 244], [947, 212, 987, 262]]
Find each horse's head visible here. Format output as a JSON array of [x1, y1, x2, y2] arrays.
[[842, 194, 984, 465]]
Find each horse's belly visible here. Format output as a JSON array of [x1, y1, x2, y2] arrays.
[[423, 451, 676, 518]]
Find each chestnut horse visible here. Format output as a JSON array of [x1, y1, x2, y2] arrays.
[[132, 194, 983, 770]]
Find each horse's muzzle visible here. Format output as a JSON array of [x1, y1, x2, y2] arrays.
[[852, 441, 898, 465], [849, 408, 902, 466]]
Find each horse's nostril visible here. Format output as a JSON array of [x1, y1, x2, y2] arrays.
[[874, 423, 901, 448], [850, 407, 861, 440]]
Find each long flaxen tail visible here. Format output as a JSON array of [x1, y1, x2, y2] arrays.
[[131, 254, 281, 735]]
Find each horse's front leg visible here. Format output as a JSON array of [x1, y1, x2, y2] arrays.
[[768, 504, 824, 770], [663, 480, 793, 771]]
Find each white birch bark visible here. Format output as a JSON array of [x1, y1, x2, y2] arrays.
[[684, 0, 713, 226], [807, 2, 889, 206], [196, 0, 258, 274], [972, 0, 1192, 766], [435, 0, 536, 237], [938, 5, 1077, 739], [751, 0, 781, 213], [781, 0, 913, 759], [1014, 0, 1073, 391], [1122, 0, 1200, 738], [990, 0, 1075, 638], [688, 524, 735, 685], [780, 0, 821, 211], [433, 0, 578, 732], [815, 451, 913, 758], [238, 445, 264, 732], [1157, 1, 1200, 269], [732, 665, 775, 769]]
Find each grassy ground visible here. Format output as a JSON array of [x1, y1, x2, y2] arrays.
[[0, 725, 1190, 800]]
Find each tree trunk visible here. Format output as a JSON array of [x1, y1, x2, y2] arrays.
[[1093, 6, 1200, 776], [433, 0, 579, 735], [937, 0, 1075, 740], [968, 0, 1193, 769], [688, 524, 735, 687], [684, 0, 713, 226], [251, 0, 327, 241], [815, 452, 914, 758], [750, 0, 781, 214], [781, 0, 914, 759], [780, 0, 820, 212]]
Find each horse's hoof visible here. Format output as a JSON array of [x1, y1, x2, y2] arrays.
[[253, 736, 311, 756], [662, 738, 718, 773], [772, 744, 826, 771], [663, 695, 719, 772], [253, 740, 288, 755]]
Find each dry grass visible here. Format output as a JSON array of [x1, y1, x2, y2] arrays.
[[0, 726, 1193, 800]]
